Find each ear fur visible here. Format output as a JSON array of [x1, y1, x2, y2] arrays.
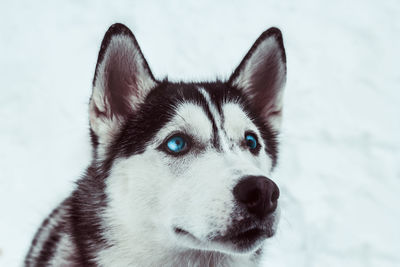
[[228, 28, 287, 132], [89, 23, 157, 147]]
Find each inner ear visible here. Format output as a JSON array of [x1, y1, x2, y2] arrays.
[[228, 28, 286, 132], [92, 23, 157, 118], [89, 23, 157, 146]]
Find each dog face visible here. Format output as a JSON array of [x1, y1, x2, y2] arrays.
[[89, 24, 286, 256]]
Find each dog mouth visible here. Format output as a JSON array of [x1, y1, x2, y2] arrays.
[[212, 224, 272, 251], [229, 226, 267, 242], [173, 217, 276, 253]]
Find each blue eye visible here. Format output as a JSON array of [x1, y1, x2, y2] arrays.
[[166, 135, 187, 153], [245, 133, 258, 150]]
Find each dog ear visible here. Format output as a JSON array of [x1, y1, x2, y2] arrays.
[[89, 23, 157, 146], [228, 28, 286, 132]]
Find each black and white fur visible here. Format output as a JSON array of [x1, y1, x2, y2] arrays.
[[25, 23, 286, 267]]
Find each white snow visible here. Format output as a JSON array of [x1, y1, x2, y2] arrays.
[[0, 0, 399, 266]]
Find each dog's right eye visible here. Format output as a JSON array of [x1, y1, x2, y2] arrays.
[[164, 134, 189, 155]]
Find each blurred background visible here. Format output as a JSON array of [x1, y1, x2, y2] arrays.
[[0, 0, 399, 266]]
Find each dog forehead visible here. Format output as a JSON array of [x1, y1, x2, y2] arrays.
[[157, 102, 213, 140]]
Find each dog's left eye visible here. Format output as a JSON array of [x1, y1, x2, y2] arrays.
[[166, 135, 188, 154], [245, 133, 258, 150]]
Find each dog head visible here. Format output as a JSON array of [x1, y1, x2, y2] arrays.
[[89, 23, 286, 256]]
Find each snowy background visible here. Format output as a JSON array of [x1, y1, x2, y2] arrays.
[[1, 0, 399, 266]]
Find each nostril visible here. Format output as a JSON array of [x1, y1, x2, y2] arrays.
[[271, 186, 280, 203]]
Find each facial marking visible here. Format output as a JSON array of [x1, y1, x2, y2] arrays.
[[197, 87, 231, 151]]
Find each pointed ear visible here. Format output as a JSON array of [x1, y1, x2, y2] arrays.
[[228, 28, 286, 132], [89, 23, 157, 146]]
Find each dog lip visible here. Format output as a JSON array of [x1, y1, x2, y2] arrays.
[[211, 225, 271, 252], [235, 226, 274, 241], [219, 225, 268, 242], [211, 216, 276, 250], [173, 227, 200, 242], [174, 227, 189, 235]]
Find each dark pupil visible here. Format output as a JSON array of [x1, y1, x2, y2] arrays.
[[175, 140, 181, 146]]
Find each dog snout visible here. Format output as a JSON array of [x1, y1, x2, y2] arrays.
[[233, 176, 279, 219]]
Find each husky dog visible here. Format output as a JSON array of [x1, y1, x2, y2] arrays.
[[25, 23, 286, 266]]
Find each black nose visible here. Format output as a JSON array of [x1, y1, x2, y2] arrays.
[[233, 176, 280, 218]]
